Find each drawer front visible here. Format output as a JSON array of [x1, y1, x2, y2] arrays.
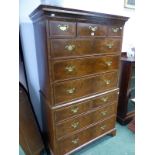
[[56, 104, 116, 139], [49, 21, 76, 38], [108, 26, 123, 36], [50, 38, 121, 58], [53, 55, 120, 81], [58, 116, 115, 155], [77, 23, 107, 37], [55, 90, 118, 122], [54, 71, 118, 105]]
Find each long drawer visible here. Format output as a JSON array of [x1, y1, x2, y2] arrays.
[[58, 116, 116, 155], [53, 71, 118, 105], [50, 38, 121, 58], [52, 55, 119, 81], [54, 90, 118, 122], [56, 103, 116, 139]]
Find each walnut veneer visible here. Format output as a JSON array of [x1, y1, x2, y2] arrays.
[[30, 5, 128, 155]]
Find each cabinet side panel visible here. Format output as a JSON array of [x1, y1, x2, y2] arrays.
[[33, 20, 51, 102]]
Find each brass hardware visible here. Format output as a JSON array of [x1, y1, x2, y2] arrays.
[[101, 97, 108, 102], [112, 27, 119, 33], [106, 43, 114, 48], [112, 27, 122, 32], [65, 44, 75, 51], [101, 111, 107, 116], [65, 65, 75, 72], [72, 138, 79, 144], [66, 88, 76, 94], [105, 61, 112, 66], [71, 107, 79, 113], [100, 125, 106, 130], [57, 24, 69, 31], [89, 26, 98, 32], [71, 122, 79, 128], [104, 79, 111, 85]]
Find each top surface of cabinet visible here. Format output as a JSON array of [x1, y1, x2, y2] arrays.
[[30, 5, 129, 23]]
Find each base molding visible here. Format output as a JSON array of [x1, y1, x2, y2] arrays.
[[117, 113, 134, 125]]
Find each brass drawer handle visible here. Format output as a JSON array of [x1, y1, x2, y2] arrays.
[[101, 111, 107, 116], [112, 27, 122, 32], [101, 97, 108, 102], [106, 43, 114, 48], [65, 65, 75, 72], [71, 122, 79, 128], [57, 24, 69, 31], [100, 125, 106, 130], [89, 26, 98, 32], [104, 79, 111, 85], [105, 61, 112, 66], [72, 138, 79, 144], [71, 107, 79, 113], [66, 88, 76, 94], [65, 44, 75, 51]]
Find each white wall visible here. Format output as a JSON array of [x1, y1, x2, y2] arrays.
[[20, 0, 42, 128], [20, 0, 135, 130], [42, 0, 134, 17]]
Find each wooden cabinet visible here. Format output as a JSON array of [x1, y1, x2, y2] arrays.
[[117, 53, 135, 125], [30, 5, 128, 155], [19, 83, 45, 155]]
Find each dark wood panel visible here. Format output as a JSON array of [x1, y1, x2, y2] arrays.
[[117, 53, 135, 125], [52, 55, 120, 81], [77, 22, 107, 37], [50, 38, 121, 58], [54, 90, 118, 122], [49, 20, 76, 38], [56, 103, 117, 139], [19, 84, 44, 155], [54, 71, 118, 105], [58, 116, 116, 155]]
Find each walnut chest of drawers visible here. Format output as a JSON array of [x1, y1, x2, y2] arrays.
[[30, 5, 128, 155]]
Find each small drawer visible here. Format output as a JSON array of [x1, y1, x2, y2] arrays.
[[49, 21, 76, 38], [108, 26, 123, 37], [58, 116, 115, 155], [55, 104, 116, 139], [54, 90, 119, 122], [50, 38, 121, 58], [52, 55, 120, 81], [77, 23, 107, 37], [53, 71, 118, 105]]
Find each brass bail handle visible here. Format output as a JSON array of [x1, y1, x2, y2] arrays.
[[58, 24, 69, 31], [65, 65, 75, 72], [89, 25, 98, 32], [72, 138, 79, 144], [65, 44, 75, 51], [66, 88, 76, 94]]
